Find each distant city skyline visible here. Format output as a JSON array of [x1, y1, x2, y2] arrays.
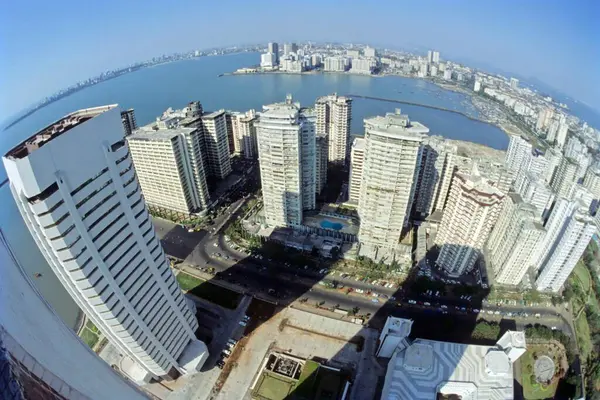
[[1, 0, 599, 121]]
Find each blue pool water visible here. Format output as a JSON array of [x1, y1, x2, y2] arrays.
[[320, 220, 344, 231]]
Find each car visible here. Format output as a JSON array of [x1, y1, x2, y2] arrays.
[[227, 339, 237, 345], [473, 309, 480, 313], [239, 321, 247, 327], [371, 298, 379, 303], [424, 302, 431, 306], [440, 305, 448, 309], [222, 349, 231, 356], [213, 243, 219, 247], [494, 311, 501, 315], [216, 361, 225, 369], [408, 300, 417, 304]]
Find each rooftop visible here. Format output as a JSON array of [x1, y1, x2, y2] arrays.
[[202, 109, 226, 119], [129, 126, 195, 141], [5, 105, 117, 159], [352, 137, 366, 151], [364, 109, 429, 140], [383, 339, 517, 400]]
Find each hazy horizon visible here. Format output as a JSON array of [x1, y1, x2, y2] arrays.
[[1, 0, 599, 121]]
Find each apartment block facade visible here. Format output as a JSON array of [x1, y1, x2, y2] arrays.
[[486, 193, 545, 285], [357, 110, 428, 247], [436, 172, 505, 276], [2, 106, 208, 379]]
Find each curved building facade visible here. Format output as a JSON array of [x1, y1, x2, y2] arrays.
[[3, 105, 207, 379]]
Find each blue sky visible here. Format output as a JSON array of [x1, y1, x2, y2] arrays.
[[1, 0, 599, 120]]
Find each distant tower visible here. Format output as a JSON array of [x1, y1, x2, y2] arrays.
[[3, 105, 209, 380], [510, 77, 519, 90], [268, 42, 279, 64], [427, 50, 433, 63], [432, 51, 440, 63], [315, 94, 352, 164]]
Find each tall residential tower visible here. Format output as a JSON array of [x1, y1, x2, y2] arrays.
[[256, 96, 315, 227], [315, 94, 352, 164], [436, 170, 505, 276], [357, 110, 428, 248], [2, 106, 208, 380]]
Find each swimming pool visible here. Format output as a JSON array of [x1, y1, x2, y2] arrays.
[[320, 220, 344, 231]]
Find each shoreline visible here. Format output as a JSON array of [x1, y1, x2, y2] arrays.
[[224, 67, 517, 139]]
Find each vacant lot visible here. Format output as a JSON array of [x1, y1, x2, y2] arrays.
[[176, 271, 241, 309]]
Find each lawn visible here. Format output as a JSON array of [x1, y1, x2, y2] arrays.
[[80, 327, 99, 349], [573, 261, 592, 293], [294, 360, 319, 399], [575, 313, 592, 363], [518, 349, 558, 400], [176, 271, 241, 309], [254, 372, 296, 400]]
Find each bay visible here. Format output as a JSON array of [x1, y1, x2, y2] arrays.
[[0, 52, 509, 325]]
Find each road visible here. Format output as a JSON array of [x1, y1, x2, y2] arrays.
[[154, 216, 575, 340]]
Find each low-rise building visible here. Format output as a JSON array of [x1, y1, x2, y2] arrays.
[[380, 317, 526, 400]]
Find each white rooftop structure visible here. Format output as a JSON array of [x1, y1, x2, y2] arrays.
[[381, 318, 525, 400]]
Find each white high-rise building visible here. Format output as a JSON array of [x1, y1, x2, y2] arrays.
[[514, 172, 555, 220], [555, 122, 569, 148], [239, 110, 258, 159], [315, 94, 353, 164], [504, 135, 532, 174], [474, 80, 482, 92], [527, 152, 549, 176], [268, 42, 279, 64], [535, 208, 597, 292], [443, 69, 452, 81], [414, 136, 457, 216], [315, 133, 328, 195], [364, 46, 376, 58], [349, 137, 366, 204], [202, 110, 232, 179], [283, 42, 297, 55], [358, 110, 428, 247], [2, 106, 208, 379], [510, 77, 519, 90], [256, 96, 315, 227], [436, 170, 505, 276], [583, 167, 600, 199], [487, 193, 545, 285], [323, 56, 347, 72], [532, 197, 578, 271], [350, 58, 374, 74], [536, 108, 554, 131], [128, 126, 210, 215], [549, 156, 578, 198], [260, 52, 276, 68], [432, 51, 440, 63], [544, 149, 562, 184], [427, 50, 433, 63]]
